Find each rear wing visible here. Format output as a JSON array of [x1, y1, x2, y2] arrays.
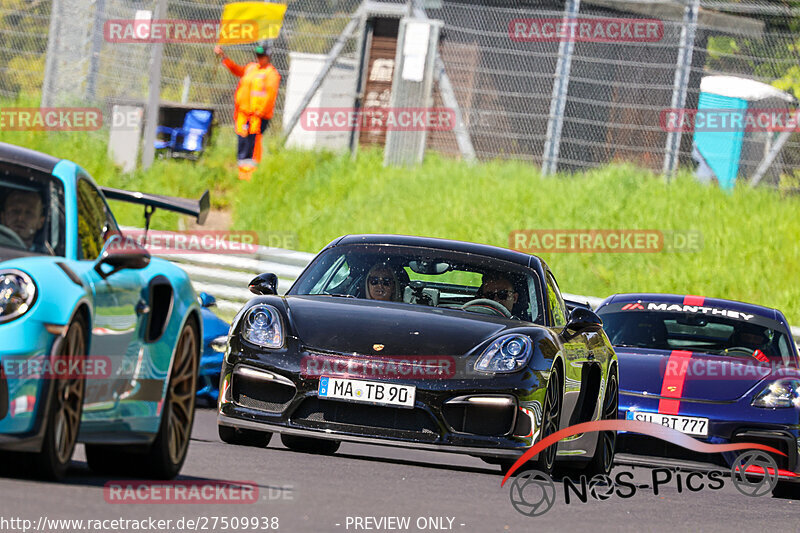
[[564, 298, 593, 312], [100, 187, 210, 225]]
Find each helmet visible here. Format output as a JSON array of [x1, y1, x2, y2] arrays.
[[254, 41, 273, 56]]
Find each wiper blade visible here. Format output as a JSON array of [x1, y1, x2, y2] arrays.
[[321, 293, 357, 299]]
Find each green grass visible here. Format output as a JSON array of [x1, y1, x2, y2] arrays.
[[2, 124, 799, 324], [234, 148, 800, 323]]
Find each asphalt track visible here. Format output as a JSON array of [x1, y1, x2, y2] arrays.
[[0, 408, 798, 533]]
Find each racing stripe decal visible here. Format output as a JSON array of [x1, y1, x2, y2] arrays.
[[658, 350, 693, 415], [683, 295, 705, 306]]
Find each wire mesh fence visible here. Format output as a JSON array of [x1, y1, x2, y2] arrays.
[[27, 0, 361, 129], [2, 0, 799, 187]]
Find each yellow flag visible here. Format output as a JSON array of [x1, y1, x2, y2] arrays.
[[218, 2, 287, 45]]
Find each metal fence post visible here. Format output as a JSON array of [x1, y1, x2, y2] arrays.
[[384, 17, 442, 166], [40, 0, 62, 108], [348, 12, 371, 157], [141, 0, 168, 170], [541, 0, 580, 176], [86, 0, 106, 102], [662, 0, 700, 182], [412, 1, 476, 163]]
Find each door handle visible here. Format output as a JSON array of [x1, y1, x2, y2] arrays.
[[135, 300, 150, 315]]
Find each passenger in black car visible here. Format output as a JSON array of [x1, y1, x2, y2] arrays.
[[365, 263, 400, 302]]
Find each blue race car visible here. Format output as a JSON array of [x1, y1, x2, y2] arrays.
[[596, 293, 800, 495], [0, 142, 209, 480], [197, 293, 229, 405]]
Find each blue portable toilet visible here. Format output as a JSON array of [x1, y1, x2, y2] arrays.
[[693, 75, 797, 190]]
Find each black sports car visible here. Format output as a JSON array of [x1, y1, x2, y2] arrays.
[[217, 235, 618, 475]]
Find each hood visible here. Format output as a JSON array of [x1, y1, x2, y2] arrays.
[[283, 295, 514, 356], [616, 347, 775, 402]]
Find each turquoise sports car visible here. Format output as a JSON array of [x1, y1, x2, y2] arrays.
[[0, 142, 208, 480]]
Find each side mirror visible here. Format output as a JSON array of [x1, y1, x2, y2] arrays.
[[199, 292, 217, 308], [94, 236, 150, 279], [249, 273, 278, 295], [562, 307, 603, 338]]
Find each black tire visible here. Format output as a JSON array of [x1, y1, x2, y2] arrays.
[[497, 367, 563, 476], [280, 434, 340, 455], [528, 365, 563, 475], [218, 425, 272, 447], [35, 316, 87, 480], [145, 319, 199, 478], [86, 319, 199, 479], [582, 367, 619, 478]]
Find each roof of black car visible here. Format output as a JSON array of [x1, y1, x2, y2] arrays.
[[0, 142, 60, 174], [332, 234, 541, 269]]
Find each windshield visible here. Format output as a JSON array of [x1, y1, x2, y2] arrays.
[[0, 164, 65, 257], [290, 243, 543, 323], [598, 307, 797, 364]]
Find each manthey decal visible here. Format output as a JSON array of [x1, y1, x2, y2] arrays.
[[620, 295, 754, 321]]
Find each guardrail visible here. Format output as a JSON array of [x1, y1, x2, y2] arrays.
[[161, 247, 314, 315], [158, 243, 800, 344]]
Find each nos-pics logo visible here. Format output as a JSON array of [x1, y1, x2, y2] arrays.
[[502, 420, 784, 516]]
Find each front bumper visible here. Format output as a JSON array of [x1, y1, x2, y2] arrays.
[[218, 344, 549, 459], [618, 391, 800, 482], [0, 322, 61, 451]]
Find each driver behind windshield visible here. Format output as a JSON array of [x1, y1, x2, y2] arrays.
[[0, 189, 45, 251], [478, 274, 518, 313], [365, 263, 399, 302], [731, 323, 773, 360]]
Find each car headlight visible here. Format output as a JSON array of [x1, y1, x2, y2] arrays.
[[752, 379, 800, 408], [0, 269, 37, 324], [240, 304, 284, 349], [474, 334, 533, 373], [209, 335, 228, 353]]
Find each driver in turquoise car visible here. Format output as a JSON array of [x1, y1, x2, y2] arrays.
[[0, 189, 46, 252], [478, 274, 518, 313]]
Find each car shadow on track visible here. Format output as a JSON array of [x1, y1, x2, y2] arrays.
[[0, 456, 284, 492], [771, 485, 800, 500], [267, 445, 501, 476]]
